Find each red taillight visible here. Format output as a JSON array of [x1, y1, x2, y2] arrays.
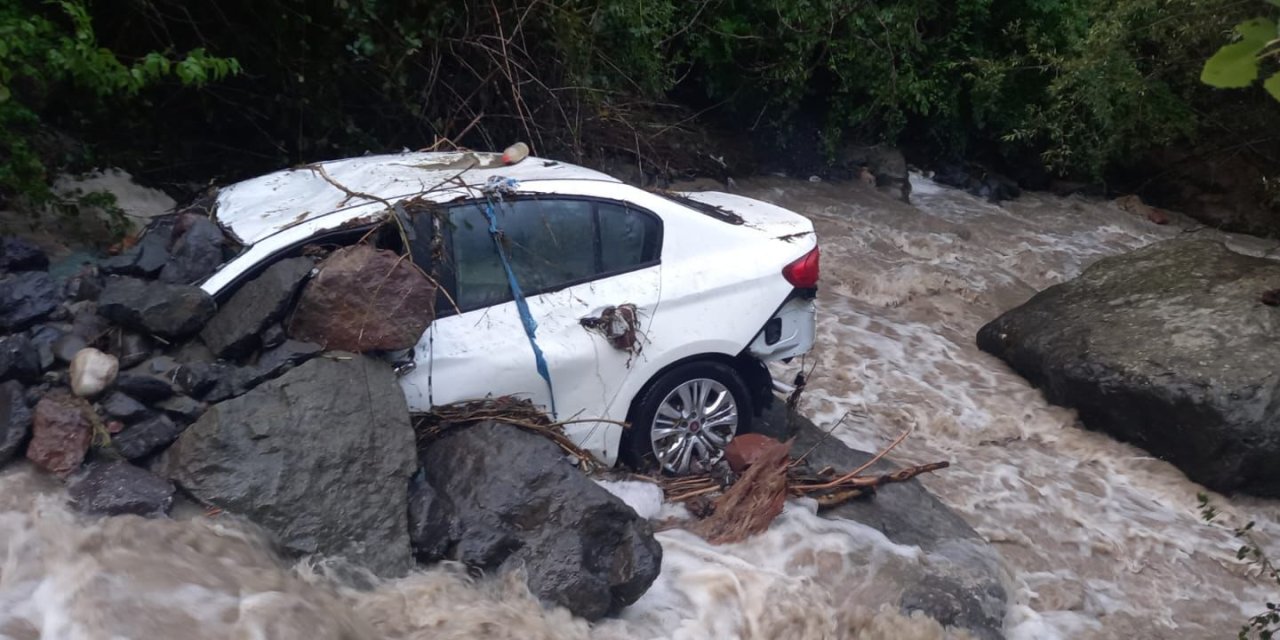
[[782, 246, 820, 288]]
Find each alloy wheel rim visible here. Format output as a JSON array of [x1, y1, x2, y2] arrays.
[[650, 378, 738, 474]]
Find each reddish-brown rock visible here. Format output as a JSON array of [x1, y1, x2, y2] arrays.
[[724, 432, 788, 474], [288, 244, 436, 352], [27, 390, 93, 477]]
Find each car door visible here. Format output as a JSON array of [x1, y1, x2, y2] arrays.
[[398, 194, 663, 459]]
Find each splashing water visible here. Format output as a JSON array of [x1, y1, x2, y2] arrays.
[[3, 176, 1276, 639]]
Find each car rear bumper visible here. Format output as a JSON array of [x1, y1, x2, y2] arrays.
[[747, 292, 816, 362]]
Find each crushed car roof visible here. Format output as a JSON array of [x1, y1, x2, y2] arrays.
[[214, 151, 620, 245]]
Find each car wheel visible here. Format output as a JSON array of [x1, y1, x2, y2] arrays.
[[622, 361, 753, 474]]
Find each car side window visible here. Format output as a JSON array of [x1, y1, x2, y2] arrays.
[[445, 197, 660, 311], [598, 202, 660, 273]]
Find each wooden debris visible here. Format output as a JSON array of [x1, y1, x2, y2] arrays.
[[691, 437, 792, 544]]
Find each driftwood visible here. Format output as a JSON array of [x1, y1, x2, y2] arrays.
[[413, 396, 626, 472], [653, 430, 950, 543]]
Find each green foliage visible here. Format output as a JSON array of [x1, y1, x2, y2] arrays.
[[0, 0, 238, 208], [1202, 12, 1280, 102], [1198, 493, 1280, 638]]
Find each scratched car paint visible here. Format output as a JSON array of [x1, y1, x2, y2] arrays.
[[203, 151, 818, 473]]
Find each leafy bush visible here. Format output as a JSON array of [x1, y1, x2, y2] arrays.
[[0, 0, 238, 209]]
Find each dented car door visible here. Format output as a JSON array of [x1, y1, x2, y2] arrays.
[[398, 195, 662, 462]]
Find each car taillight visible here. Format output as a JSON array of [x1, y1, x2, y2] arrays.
[[782, 246, 820, 288]]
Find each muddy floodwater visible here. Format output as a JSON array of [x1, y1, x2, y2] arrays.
[[2, 175, 1277, 639]]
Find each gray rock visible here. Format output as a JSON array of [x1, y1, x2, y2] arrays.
[[977, 238, 1280, 496], [68, 301, 108, 342], [69, 460, 175, 517], [0, 236, 49, 272], [28, 324, 65, 371], [101, 230, 171, 278], [260, 323, 287, 350], [175, 361, 253, 403], [773, 405, 1007, 640], [97, 277, 216, 339], [156, 355, 417, 578], [53, 333, 88, 364], [172, 339, 215, 364], [407, 471, 458, 563], [113, 414, 183, 460], [0, 380, 31, 464], [115, 333, 153, 369], [842, 144, 911, 202], [63, 264, 103, 301], [159, 218, 224, 285], [200, 257, 313, 358], [0, 271, 59, 331], [100, 391, 150, 423], [249, 340, 321, 385], [154, 395, 206, 424], [0, 333, 41, 382], [420, 421, 662, 620], [113, 371, 175, 402]]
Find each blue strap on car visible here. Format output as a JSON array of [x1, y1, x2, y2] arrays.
[[480, 176, 557, 417]]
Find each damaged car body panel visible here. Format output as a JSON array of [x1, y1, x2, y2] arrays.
[[200, 151, 817, 472]]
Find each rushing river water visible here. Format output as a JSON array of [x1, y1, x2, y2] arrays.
[[2, 175, 1278, 639]]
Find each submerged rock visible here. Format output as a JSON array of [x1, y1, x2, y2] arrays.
[[69, 460, 175, 517], [0, 271, 60, 331], [774, 407, 1007, 640], [979, 238, 1280, 496], [156, 355, 417, 578], [200, 257, 313, 358], [27, 390, 93, 477], [97, 277, 215, 339], [0, 380, 32, 464], [289, 245, 436, 352], [419, 421, 662, 620]]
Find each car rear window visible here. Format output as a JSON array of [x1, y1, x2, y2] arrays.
[[442, 197, 660, 311]]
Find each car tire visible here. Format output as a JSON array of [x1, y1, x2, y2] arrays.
[[622, 360, 753, 474]]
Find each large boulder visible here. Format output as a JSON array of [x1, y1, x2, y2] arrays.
[[0, 271, 60, 331], [288, 245, 436, 352], [759, 405, 1008, 640], [977, 238, 1280, 495], [26, 389, 93, 477], [101, 228, 171, 278], [97, 277, 215, 339], [155, 354, 417, 578], [200, 257, 314, 358], [0, 380, 32, 464], [418, 421, 662, 620]]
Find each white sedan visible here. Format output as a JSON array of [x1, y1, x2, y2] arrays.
[[202, 151, 818, 474]]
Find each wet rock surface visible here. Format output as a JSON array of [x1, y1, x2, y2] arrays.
[[0, 271, 60, 331], [69, 460, 175, 517], [289, 245, 436, 352], [407, 471, 458, 563], [100, 391, 150, 423], [761, 405, 1008, 640], [101, 230, 170, 278], [200, 257, 313, 358], [97, 277, 215, 339], [419, 420, 663, 621], [978, 238, 1280, 496], [0, 381, 32, 464], [0, 333, 42, 382], [156, 355, 417, 578]]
